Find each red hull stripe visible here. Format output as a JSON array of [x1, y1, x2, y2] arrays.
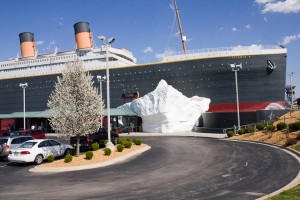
[[208, 101, 285, 112]]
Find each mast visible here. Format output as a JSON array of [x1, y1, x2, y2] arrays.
[[173, 0, 187, 54]]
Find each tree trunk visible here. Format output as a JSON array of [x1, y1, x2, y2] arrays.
[[76, 135, 80, 157]]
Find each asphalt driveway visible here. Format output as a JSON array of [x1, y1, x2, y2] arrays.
[[0, 137, 299, 200]]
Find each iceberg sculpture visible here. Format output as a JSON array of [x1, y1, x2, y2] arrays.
[[119, 80, 210, 133]]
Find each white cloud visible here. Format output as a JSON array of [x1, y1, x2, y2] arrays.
[[169, 3, 174, 10], [232, 27, 238, 32], [256, 0, 300, 14], [255, 0, 274, 4], [219, 27, 224, 31], [245, 24, 252, 30], [264, 17, 268, 22], [186, 38, 193, 42], [281, 33, 300, 45], [35, 41, 45, 45], [155, 49, 176, 59], [143, 46, 153, 53]]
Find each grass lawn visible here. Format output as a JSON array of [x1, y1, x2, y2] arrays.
[[269, 184, 300, 200], [291, 144, 300, 152]]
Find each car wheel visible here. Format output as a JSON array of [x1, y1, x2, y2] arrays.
[[34, 154, 43, 165], [64, 148, 71, 156]]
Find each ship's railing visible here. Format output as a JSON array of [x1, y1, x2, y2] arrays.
[[164, 45, 282, 57]]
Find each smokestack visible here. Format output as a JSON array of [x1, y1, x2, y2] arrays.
[[19, 32, 36, 58], [74, 22, 93, 50]]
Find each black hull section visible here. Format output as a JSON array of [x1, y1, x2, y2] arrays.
[[0, 53, 286, 118]]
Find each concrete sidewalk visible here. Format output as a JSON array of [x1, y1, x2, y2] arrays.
[[46, 131, 227, 139]]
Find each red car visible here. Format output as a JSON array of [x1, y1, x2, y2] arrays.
[[9, 130, 45, 139]]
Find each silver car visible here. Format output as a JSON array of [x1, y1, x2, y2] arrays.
[[0, 136, 34, 160]]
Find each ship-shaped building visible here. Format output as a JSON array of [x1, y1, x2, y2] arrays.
[[0, 22, 287, 132]]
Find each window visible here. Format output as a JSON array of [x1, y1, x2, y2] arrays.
[[49, 140, 60, 146], [38, 141, 50, 148]]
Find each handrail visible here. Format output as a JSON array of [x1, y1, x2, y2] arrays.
[[164, 45, 283, 57]]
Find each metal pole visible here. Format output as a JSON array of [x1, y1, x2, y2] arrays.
[[235, 70, 241, 130], [23, 86, 26, 130], [106, 44, 112, 146]]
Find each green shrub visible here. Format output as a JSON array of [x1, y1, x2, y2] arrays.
[[285, 138, 298, 147], [104, 148, 112, 156], [227, 131, 234, 137], [256, 123, 265, 130], [91, 143, 100, 151], [237, 129, 245, 135], [133, 138, 142, 145], [117, 144, 124, 152], [117, 138, 126, 145], [289, 122, 300, 132], [64, 154, 73, 163], [104, 139, 108, 145], [85, 151, 93, 160], [268, 121, 274, 126], [246, 125, 255, 133], [276, 122, 287, 131], [124, 141, 132, 148], [267, 125, 276, 132], [124, 137, 131, 142], [47, 155, 55, 163]]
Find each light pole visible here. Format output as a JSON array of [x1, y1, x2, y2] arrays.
[[230, 63, 242, 130], [98, 35, 116, 150], [288, 72, 294, 109], [19, 83, 28, 130], [97, 75, 106, 128]]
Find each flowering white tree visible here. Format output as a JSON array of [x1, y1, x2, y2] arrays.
[[47, 59, 104, 156]]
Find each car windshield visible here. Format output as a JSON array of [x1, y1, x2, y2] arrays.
[[0, 138, 8, 144], [19, 141, 37, 148]]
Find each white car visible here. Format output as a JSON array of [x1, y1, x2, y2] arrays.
[[8, 139, 73, 165]]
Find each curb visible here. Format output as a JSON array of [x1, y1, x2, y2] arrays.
[[29, 145, 151, 173], [225, 139, 300, 200]]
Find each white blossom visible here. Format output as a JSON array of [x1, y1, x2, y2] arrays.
[[47, 59, 104, 156]]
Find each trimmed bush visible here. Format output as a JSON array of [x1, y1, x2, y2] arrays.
[[104, 148, 112, 156], [246, 125, 255, 133], [237, 129, 245, 135], [124, 137, 131, 142], [117, 138, 124, 145], [276, 122, 287, 130], [91, 143, 100, 151], [85, 151, 93, 160], [267, 125, 276, 132], [117, 144, 124, 152], [268, 121, 274, 126], [289, 122, 300, 132], [64, 154, 73, 163], [285, 138, 298, 147], [133, 138, 142, 145], [256, 123, 265, 131], [124, 141, 132, 148], [47, 155, 55, 163], [227, 131, 234, 137], [104, 139, 108, 145]]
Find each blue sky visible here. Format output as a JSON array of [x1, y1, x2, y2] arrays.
[[0, 0, 300, 96]]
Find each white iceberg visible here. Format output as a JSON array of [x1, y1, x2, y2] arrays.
[[119, 80, 210, 133]]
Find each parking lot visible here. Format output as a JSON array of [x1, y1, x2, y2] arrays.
[[0, 136, 299, 199]]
